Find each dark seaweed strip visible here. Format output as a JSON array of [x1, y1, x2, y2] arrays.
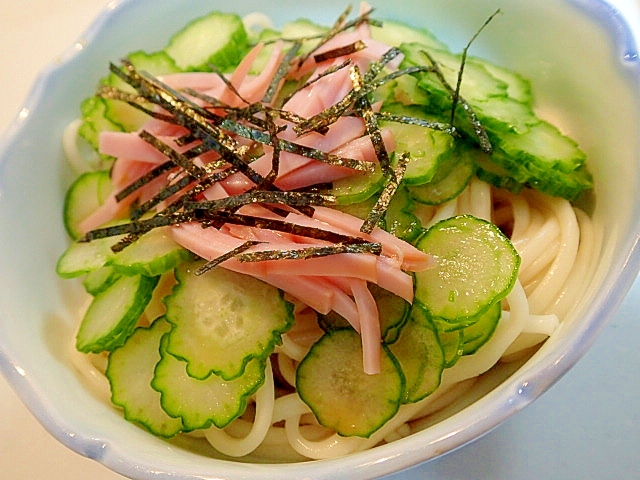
[[279, 59, 352, 109], [452, 9, 502, 126], [181, 88, 231, 110], [182, 142, 214, 160], [370, 64, 433, 88], [262, 41, 302, 105], [130, 173, 194, 220], [131, 162, 237, 220], [194, 240, 263, 275], [293, 65, 364, 135], [295, 4, 353, 67], [352, 64, 394, 179], [198, 210, 371, 245], [261, 110, 281, 186], [113, 168, 236, 252], [235, 241, 381, 262], [314, 40, 366, 63], [363, 47, 403, 83], [377, 111, 456, 135], [115, 160, 176, 202], [420, 50, 492, 153], [174, 132, 199, 147], [207, 62, 250, 105], [292, 49, 402, 137], [81, 210, 194, 241], [296, 5, 377, 68], [186, 190, 335, 212], [219, 116, 374, 173], [360, 152, 409, 234], [110, 233, 139, 253], [97, 85, 175, 124], [139, 130, 206, 178], [281, 59, 351, 124], [113, 63, 269, 186]]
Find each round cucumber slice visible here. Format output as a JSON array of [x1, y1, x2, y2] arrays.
[[414, 214, 520, 323]]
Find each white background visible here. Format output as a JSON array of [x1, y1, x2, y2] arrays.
[[1, 1, 639, 479]]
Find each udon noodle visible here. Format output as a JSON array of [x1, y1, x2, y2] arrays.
[[65, 120, 599, 459]]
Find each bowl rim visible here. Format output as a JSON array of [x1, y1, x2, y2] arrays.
[[1, 0, 640, 478]]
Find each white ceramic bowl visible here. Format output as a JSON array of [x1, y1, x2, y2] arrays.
[[1, 0, 639, 478]]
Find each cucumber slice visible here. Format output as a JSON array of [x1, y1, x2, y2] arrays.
[[490, 119, 591, 200], [373, 283, 411, 343], [82, 265, 121, 296], [317, 283, 409, 342], [103, 50, 181, 132], [460, 301, 501, 355], [387, 303, 444, 403], [78, 96, 123, 154], [371, 20, 448, 52], [384, 185, 422, 242], [296, 328, 404, 438], [76, 274, 159, 353], [106, 318, 184, 437], [402, 44, 509, 112], [56, 234, 121, 279], [332, 194, 379, 221], [327, 161, 384, 205], [152, 335, 265, 430], [165, 11, 249, 72], [164, 260, 293, 380], [63, 170, 113, 240], [435, 327, 463, 368], [108, 226, 193, 277], [383, 114, 455, 185], [414, 215, 520, 323], [471, 58, 533, 105], [407, 142, 477, 206]]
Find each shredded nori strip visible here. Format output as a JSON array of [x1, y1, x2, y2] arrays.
[[130, 165, 236, 220], [111, 62, 270, 186], [279, 59, 352, 109], [185, 190, 335, 212], [296, 5, 379, 67], [235, 241, 382, 262], [420, 50, 492, 153], [80, 211, 195, 242], [452, 9, 502, 129], [81, 8, 499, 268], [361, 152, 409, 233], [115, 160, 176, 202], [314, 40, 366, 63], [376, 111, 456, 135], [139, 130, 206, 178], [194, 240, 263, 275], [262, 41, 302, 105], [195, 210, 371, 246]]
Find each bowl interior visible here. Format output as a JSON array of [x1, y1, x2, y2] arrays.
[[1, 0, 639, 479]]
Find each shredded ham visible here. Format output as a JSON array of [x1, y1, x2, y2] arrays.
[[85, 12, 432, 375]]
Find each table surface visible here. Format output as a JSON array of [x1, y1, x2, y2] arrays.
[[1, 1, 639, 479]]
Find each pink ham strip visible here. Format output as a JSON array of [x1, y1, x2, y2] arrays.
[[218, 222, 380, 282], [311, 206, 433, 272], [351, 279, 381, 375], [78, 194, 131, 235], [170, 223, 366, 324], [218, 42, 266, 106], [375, 256, 415, 303], [274, 127, 393, 191], [284, 62, 354, 117], [99, 132, 192, 166]]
